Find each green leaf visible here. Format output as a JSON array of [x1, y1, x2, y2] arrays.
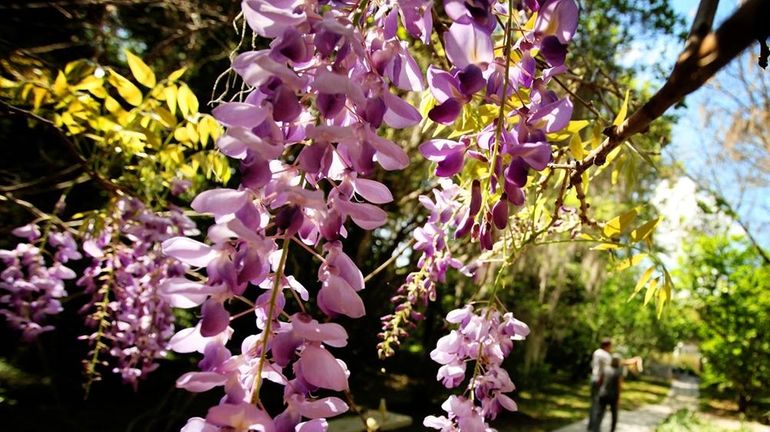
[[124, 50, 156, 88]]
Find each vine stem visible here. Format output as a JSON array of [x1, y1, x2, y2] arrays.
[[487, 0, 515, 199], [363, 238, 416, 283], [251, 237, 291, 404]]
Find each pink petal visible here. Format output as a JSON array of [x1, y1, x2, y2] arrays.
[[192, 189, 251, 219], [317, 275, 366, 318], [497, 393, 518, 411], [352, 178, 393, 204], [382, 92, 421, 128], [200, 299, 230, 337], [295, 419, 328, 432], [365, 127, 409, 170], [427, 65, 460, 103], [233, 50, 304, 90], [297, 397, 349, 419], [509, 142, 552, 170], [207, 403, 275, 432], [312, 70, 366, 106], [176, 371, 227, 392], [296, 344, 349, 391], [159, 278, 222, 308], [291, 313, 349, 347], [386, 49, 425, 92], [529, 97, 573, 133], [335, 199, 388, 230], [242, 0, 306, 38], [162, 237, 218, 267], [213, 102, 267, 128], [325, 245, 364, 291], [419, 139, 464, 161], [169, 324, 231, 354], [444, 22, 493, 68], [534, 0, 579, 44], [182, 418, 218, 432]]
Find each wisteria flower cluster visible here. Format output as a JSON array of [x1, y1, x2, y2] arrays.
[[425, 306, 530, 431], [161, 0, 578, 429], [0, 224, 80, 341], [77, 198, 198, 386], [0, 0, 580, 428], [159, 0, 433, 429], [378, 179, 469, 358], [380, 0, 578, 366]]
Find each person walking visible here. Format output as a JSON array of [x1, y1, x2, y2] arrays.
[[593, 355, 623, 432], [587, 338, 612, 431]]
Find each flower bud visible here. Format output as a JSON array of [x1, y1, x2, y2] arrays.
[[469, 180, 482, 216], [492, 197, 509, 229]]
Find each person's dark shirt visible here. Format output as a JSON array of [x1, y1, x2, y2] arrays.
[[599, 365, 622, 400]]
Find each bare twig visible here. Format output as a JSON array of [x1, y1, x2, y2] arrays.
[[363, 238, 416, 283], [569, 0, 770, 187]]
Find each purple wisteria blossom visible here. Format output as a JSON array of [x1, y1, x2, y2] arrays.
[[425, 306, 530, 430], [0, 225, 80, 340], [166, 0, 427, 429], [78, 198, 197, 386]]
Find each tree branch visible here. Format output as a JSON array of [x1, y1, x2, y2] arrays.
[[0, 99, 127, 196], [569, 0, 770, 187]]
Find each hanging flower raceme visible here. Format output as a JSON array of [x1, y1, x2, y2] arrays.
[[78, 198, 198, 387], [167, 0, 579, 429], [425, 306, 530, 430], [0, 224, 80, 341], [166, 0, 426, 430], [377, 0, 579, 423]]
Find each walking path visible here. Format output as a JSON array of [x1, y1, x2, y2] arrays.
[[551, 376, 700, 432]]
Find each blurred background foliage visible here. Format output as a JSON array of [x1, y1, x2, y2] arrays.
[[0, 0, 768, 431]]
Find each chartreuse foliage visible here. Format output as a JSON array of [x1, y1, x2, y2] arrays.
[[0, 50, 229, 202]]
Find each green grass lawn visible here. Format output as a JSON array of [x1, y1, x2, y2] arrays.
[[698, 385, 770, 425], [493, 375, 671, 431]]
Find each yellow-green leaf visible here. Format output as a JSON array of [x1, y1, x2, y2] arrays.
[[644, 277, 659, 306], [104, 96, 123, 114], [108, 70, 142, 106], [591, 243, 620, 251], [124, 50, 156, 88], [629, 265, 655, 301], [185, 122, 199, 144], [616, 253, 647, 270], [177, 85, 198, 117], [613, 89, 630, 127], [155, 107, 177, 128], [656, 279, 669, 317], [569, 133, 584, 159], [566, 120, 590, 134], [631, 218, 660, 243], [168, 67, 188, 82], [603, 208, 638, 238], [174, 126, 190, 143], [52, 71, 68, 97], [164, 85, 178, 115]]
